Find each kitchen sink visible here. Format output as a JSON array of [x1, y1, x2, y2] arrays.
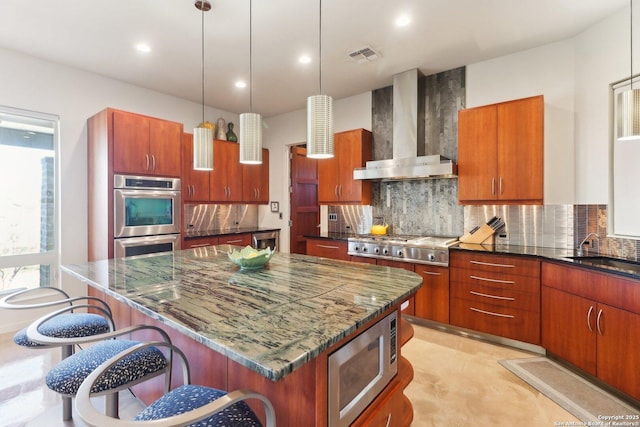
[[564, 255, 640, 275]]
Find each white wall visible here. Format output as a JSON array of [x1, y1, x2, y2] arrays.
[[262, 92, 372, 252]]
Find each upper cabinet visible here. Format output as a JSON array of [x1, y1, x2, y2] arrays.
[[458, 95, 544, 205], [181, 133, 210, 202], [210, 140, 242, 203], [112, 109, 182, 177], [242, 148, 269, 204], [318, 128, 373, 205]]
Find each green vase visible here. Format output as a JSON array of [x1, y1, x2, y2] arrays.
[[226, 122, 238, 142]]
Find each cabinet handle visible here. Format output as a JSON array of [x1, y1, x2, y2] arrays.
[[469, 260, 515, 268], [491, 177, 495, 195], [469, 290, 515, 301], [420, 270, 441, 276], [317, 244, 339, 249], [385, 414, 392, 427], [470, 275, 515, 285], [586, 305, 594, 332], [151, 154, 156, 171], [470, 307, 514, 318], [145, 154, 150, 171], [189, 243, 211, 248], [339, 185, 342, 197], [596, 309, 604, 336], [224, 239, 243, 244], [499, 177, 503, 195], [334, 185, 339, 197]]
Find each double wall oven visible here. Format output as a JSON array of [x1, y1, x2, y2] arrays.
[[113, 174, 181, 258]]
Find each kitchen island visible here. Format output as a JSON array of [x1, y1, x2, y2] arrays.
[[62, 246, 422, 426]]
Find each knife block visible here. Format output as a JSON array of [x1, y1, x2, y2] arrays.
[[459, 224, 496, 245]]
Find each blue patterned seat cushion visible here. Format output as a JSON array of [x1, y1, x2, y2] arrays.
[[46, 340, 167, 395], [135, 384, 263, 427], [13, 313, 111, 347]]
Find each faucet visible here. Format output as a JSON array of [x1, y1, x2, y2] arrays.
[[577, 232, 599, 256]]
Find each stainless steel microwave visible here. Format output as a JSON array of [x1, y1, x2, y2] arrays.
[[328, 310, 398, 427], [113, 175, 181, 238]]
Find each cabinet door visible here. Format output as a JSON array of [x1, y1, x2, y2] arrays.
[[337, 129, 372, 203], [149, 118, 181, 177], [596, 304, 640, 401], [219, 233, 251, 247], [497, 96, 543, 203], [317, 150, 341, 203], [458, 105, 498, 203], [242, 148, 269, 203], [182, 133, 210, 202], [541, 286, 597, 375], [112, 110, 150, 174], [414, 264, 449, 323], [210, 141, 242, 202]]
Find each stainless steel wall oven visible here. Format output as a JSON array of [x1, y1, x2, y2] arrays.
[[113, 174, 181, 257]]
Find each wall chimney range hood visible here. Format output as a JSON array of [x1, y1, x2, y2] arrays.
[[353, 68, 457, 181]]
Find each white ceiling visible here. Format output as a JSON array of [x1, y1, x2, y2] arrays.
[[0, 0, 627, 118]]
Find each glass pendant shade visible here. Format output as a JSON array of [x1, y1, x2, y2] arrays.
[[193, 126, 213, 170], [617, 88, 640, 141], [239, 112, 262, 164], [307, 94, 334, 159]]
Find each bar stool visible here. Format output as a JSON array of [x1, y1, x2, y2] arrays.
[[26, 305, 174, 421], [75, 342, 276, 427]]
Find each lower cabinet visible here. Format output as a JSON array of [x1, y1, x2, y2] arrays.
[[306, 238, 349, 261], [541, 261, 640, 401], [414, 264, 449, 324], [183, 233, 251, 250], [377, 259, 416, 316], [449, 251, 541, 344]]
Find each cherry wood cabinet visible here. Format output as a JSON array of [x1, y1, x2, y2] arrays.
[[450, 251, 541, 344], [318, 129, 373, 204], [458, 95, 543, 205], [210, 140, 242, 202], [218, 233, 251, 247], [181, 133, 210, 202], [414, 264, 449, 323], [242, 148, 269, 203], [182, 236, 219, 249], [112, 109, 182, 177], [541, 261, 640, 401], [306, 238, 349, 261]]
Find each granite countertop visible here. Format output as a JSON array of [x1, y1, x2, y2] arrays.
[[184, 227, 280, 239], [61, 248, 422, 381]]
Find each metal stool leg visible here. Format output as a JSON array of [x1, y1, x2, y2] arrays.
[[61, 344, 74, 420], [106, 392, 119, 419]]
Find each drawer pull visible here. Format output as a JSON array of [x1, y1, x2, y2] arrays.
[[317, 244, 339, 249], [224, 239, 243, 244], [190, 243, 211, 248], [469, 260, 515, 268], [470, 307, 515, 318], [587, 306, 594, 332], [596, 309, 604, 336], [469, 275, 516, 285], [469, 290, 515, 301], [421, 270, 441, 276]]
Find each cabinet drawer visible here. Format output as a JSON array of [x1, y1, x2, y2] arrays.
[[451, 252, 540, 278], [450, 267, 540, 293], [183, 236, 219, 249], [451, 281, 540, 312], [219, 233, 251, 247], [306, 239, 348, 261], [450, 297, 540, 344]]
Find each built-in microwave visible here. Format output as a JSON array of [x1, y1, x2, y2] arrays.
[[328, 310, 398, 427], [113, 174, 181, 238]]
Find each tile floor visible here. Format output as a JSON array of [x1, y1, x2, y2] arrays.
[[0, 323, 579, 427]]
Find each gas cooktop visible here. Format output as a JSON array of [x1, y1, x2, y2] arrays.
[[347, 235, 458, 266]]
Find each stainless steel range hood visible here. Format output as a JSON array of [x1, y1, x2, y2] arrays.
[[353, 68, 457, 181]]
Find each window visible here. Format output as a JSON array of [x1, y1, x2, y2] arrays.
[[0, 107, 59, 292]]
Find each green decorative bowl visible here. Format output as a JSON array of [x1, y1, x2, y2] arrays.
[[228, 246, 275, 271]]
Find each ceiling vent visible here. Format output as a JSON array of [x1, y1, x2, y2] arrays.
[[348, 47, 379, 63]]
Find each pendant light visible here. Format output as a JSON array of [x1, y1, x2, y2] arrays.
[[306, 0, 334, 159], [617, 0, 640, 141], [239, 0, 262, 164], [193, 0, 214, 170]]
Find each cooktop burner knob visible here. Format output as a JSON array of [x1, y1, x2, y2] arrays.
[[362, 247, 368, 253], [383, 248, 389, 255], [374, 247, 380, 254], [428, 253, 436, 262], [397, 250, 403, 257]]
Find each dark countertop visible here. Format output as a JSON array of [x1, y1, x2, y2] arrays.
[[184, 227, 280, 239], [61, 247, 422, 381]]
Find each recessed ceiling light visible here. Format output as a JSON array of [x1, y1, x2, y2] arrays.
[[395, 15, 411, 27], [235, 80, 247, 88], [298, 55, 312, 64], [135, 43, 151, 53]]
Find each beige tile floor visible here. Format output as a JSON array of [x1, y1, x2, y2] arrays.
[[0, 323, 578, 427]]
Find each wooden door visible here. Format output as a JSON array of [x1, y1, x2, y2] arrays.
[[596, 303, 640, 401], [182, 133, 210, 202], [457, 105, 498, 203], [149, 118, 182, 177], [541, 286, 597, 375], [496, 95, 543, 203], [414, 264, 449, 323], [112, 110, 150, 175], [289, 146, 318, 254]]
